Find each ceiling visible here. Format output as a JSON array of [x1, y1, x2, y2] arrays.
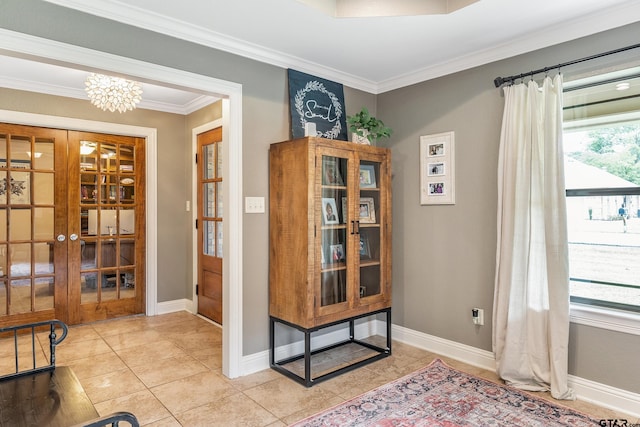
[[1, 0, 640, 114]]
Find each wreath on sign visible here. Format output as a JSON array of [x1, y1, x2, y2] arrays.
[[294, 80, 343, 139]]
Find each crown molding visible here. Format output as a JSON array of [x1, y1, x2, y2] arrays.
[[36, 0, 640, 94], [0, 74, 217, 115]]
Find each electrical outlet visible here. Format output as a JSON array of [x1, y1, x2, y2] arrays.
[[472, 308, 484, 326]]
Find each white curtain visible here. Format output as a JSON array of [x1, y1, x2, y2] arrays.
[[493, 74, 575, 400]]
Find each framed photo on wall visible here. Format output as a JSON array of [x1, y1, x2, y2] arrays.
[[420, 131, 455, 205]]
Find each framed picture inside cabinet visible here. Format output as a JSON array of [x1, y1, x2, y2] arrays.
[[359, 235, 371, 259], [322, 157, 344, 186], [420, 131, 455, 205], [359, 164, 377, 188], [321, 197, 339, 225], [329, 243, 344, 262], [358, 197, 376, 223]]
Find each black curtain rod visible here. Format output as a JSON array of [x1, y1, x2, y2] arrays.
[[493, 42, 640, 88]]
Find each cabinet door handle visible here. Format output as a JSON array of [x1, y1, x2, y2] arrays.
[[355, 220, 360, 235], [350, 220, 356, 235]]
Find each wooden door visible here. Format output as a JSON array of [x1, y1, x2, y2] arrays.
[[0, 124, 68, 327], [68, 132, 146, 324], [0, 125, 146, 327], [197, 127, 223, 324]]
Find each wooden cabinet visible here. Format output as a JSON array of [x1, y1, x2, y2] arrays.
[[269, 137, 392, 329]]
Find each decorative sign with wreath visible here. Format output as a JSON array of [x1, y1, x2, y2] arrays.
[[287, 69, 348, 141]]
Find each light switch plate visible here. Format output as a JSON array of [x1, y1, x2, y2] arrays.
[[245, 196, 265, 213]]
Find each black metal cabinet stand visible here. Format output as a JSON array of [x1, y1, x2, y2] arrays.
[[270, 308, 391, 387]]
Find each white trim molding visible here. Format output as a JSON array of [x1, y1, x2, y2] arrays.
[[570, 303, 640, 336], [0, 29, 245, 379]]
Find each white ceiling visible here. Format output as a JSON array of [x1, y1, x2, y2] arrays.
[[1, 0, 640, 113]]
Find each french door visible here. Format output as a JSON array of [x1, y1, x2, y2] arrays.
[[0, 124, 145, 327], [197, 127, 223, 324]]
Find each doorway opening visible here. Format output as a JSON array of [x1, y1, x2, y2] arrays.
[[0, 31, 244, 379]]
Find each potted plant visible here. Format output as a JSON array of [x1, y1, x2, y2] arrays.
[[347, 107, 393, 144]]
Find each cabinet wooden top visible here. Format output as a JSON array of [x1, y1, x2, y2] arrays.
[[271, 136, 390, 155]]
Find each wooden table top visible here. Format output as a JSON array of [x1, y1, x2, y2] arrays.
[[0, 366, 98, 427]]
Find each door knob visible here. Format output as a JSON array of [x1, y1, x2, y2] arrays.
[[70, 234, 79, 241], [57, 234, 66, 242]]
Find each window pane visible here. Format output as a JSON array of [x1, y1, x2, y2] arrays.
[[564, 79, 640, 312]]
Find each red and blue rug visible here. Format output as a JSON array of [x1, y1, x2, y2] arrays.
[[291, 359, 598, 426]]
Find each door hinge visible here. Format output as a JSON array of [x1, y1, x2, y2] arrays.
[[195, 284, 199, 295], [195, 153, 198, 164], [195, 219, 199, 229]]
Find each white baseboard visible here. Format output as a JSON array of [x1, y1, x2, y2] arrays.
[[569, 375, 640, 419], [241, 319, 640, 418], [391, 323, 496, 371], [156, 298, 194, 315]]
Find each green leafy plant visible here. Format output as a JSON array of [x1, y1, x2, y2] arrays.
[[347, 107, 393, 143]]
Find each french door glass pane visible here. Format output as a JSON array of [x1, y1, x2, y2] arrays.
[[203, 220, 215, 255], [203, 183, 214, 217], [216, 182, 223, 217], [10, 136, 30, 165], [33, 173, 54, 205], [34, 277, 54, 311], [216, 221, 223, 258], [203, 145, 215, 180], [10, 279, 30, 314], [78, 137, 139, 305], [34, 208, 54, 240], [34, 138, 54, 170], [34, 242, 53, 274], [10, 209, 30, 241]]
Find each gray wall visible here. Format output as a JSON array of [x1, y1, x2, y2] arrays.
[[1, 0, 639, 394], [378, 22, 640, 394]]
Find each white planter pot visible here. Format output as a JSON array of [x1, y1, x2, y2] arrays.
[[352, 129, 370, 145]]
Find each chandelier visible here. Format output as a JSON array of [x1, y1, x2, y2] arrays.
[[85, 73, 143, 113]]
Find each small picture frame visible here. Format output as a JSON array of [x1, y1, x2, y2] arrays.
[[359, 235, 371, 259], [359, 164, 377, 188], [420, 131, 455, 205], [427, 162, 445, 176], [358, 197, 376, 223], [321, 197, 340, 225], [322, 157, 343, 186], [329, 243, 344, 262]]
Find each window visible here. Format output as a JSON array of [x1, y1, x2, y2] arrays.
[[563, 67, 640, 314]]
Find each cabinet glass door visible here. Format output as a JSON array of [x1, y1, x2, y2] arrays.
[[319, 154, 349, 307], [357, 159, 382, 299]]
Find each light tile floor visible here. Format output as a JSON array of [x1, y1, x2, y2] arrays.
[[43, 312, 633, 426]]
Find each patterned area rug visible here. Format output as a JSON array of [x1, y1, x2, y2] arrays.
[[290, 359, 597, 426]]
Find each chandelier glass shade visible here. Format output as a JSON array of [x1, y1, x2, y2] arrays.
[[85, 73, 143, 113]]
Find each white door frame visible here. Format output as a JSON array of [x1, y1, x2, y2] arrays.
[[0, 29, 244, 378]]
